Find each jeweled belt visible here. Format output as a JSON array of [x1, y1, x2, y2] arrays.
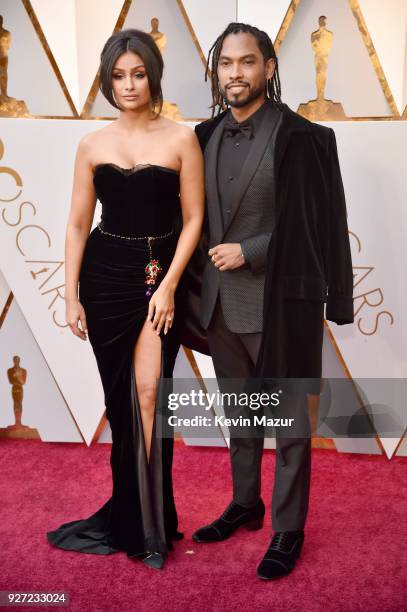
[[97, 221, 174, 297]]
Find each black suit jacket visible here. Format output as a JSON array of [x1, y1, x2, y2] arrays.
[[178, 103, 354, 381], [199, 102, 281, 333]]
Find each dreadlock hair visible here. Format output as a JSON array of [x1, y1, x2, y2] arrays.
[[205, 22, 283, 117]]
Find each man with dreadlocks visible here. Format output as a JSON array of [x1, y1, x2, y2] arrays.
[[181, 22, 353, 580]]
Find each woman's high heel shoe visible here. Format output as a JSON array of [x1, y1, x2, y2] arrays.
[[142, 551, 165, 570]]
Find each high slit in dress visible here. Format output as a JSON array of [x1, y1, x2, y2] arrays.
[[46, 163, 183, 567]]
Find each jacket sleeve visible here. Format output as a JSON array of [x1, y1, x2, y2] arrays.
[[176, 123, 211, 355], [325, 128, 354, 325], [240, 233, 272, 274]]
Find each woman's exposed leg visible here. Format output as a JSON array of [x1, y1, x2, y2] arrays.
[[133, 319, 162, 462]]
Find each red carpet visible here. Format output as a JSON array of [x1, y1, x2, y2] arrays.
[[0, 439, 406, 611]]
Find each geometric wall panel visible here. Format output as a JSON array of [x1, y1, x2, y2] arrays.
[[321, 324, 382, 456], [327, 120, 407, 380], [237, 0, 293, 43], [31, 0, 126, 115], [324, 120, 407, 458], [396, 433, 407, 457], [0, 0, 74, 116], [90, 0, 212, 119], [277, 0, 394, 117], [0, 271, 11, 316], [0, 119, 106, 445], [0, 295, 83, 442], [29, 0, 79, 113], [181, 0, 236, 60], [358, 0, 407, 115]]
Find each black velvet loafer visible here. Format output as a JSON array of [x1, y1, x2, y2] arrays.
[[192, 499, 265, 543], [256, 530, 304, 580]]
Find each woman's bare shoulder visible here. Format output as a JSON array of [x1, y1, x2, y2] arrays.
[[163, 119, 199, 153], [155, 115, 192, 136], [76, 123, 116, 164], [79, 122, 115, 148]]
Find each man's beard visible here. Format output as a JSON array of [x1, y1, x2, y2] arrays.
[[221, 82, 265, 108]]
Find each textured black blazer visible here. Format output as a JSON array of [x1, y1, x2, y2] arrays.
[[179, 103, 354, 381], [198, 103, 281, 333]]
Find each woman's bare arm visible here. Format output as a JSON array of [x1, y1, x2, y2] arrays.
[[148, 126, 204, 335], [65, 135, 97, 338]]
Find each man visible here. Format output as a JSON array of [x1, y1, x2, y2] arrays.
[[181, 22, 353, 580]]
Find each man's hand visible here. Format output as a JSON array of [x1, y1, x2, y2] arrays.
[[208, 243, 245, 271]]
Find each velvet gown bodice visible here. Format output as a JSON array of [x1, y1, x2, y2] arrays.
[[93, 163, 180, 237]]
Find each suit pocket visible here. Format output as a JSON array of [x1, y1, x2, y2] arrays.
[[279, 275, 327, 301]]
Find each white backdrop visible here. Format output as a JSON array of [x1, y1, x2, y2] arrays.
[[1, 0, 407, 457], [1, 119, 406, 454]]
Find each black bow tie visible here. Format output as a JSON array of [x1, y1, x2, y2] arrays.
[[224, 119, 254, 139]]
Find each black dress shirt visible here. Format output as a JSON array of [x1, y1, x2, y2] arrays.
[[217, 101, 270, 227], [216, 100, 281, 270]]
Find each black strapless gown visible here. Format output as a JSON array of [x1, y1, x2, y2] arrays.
[[46, 163, 184, 566]]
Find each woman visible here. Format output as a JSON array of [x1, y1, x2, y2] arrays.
[[46, 29, 204, 569]]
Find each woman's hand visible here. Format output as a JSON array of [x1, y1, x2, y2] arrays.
[[66, 298, 88, 340], [147, 282, 175, 336]]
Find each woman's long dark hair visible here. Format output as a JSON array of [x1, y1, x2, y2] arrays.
[[99, 28, 164, 115], [205, 22, 283, 116]]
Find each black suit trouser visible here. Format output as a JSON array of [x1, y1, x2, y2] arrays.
[[206, 294, 312, 531]]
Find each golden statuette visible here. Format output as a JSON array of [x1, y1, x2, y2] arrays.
[[298, 16, 346, 121], [0, 14, 30, 117], [149, 16, 182, 121], [0, 356, 39, 439]]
